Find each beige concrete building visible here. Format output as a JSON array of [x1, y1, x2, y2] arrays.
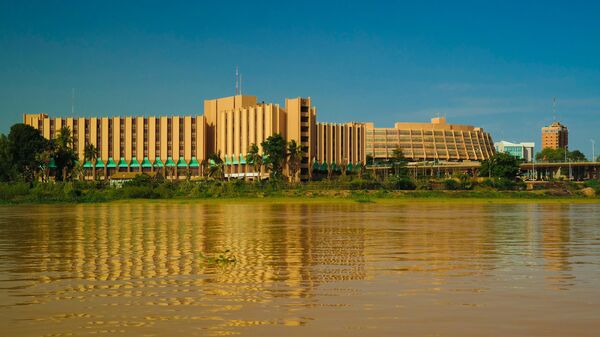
[[315, 122, 367, 173], [23, 95, 496, 180], [23, 113, 206, 178], [365, 117, 495, 162], [541, 121, 568, 150]]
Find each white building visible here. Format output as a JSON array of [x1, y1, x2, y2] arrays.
[[494, 141, 535, 162]]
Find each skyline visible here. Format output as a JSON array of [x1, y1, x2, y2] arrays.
[[1, 1, 600, 158]]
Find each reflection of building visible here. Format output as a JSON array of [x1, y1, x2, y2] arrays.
[[541, 121, 568, 150], [494, 141, 535, 162], [365, 117, 495, 162]]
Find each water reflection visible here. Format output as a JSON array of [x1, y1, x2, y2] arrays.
[[0, 202, 599, 336]]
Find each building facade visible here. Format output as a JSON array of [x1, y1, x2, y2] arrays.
[[365, 117, 495, 162], [541, 121, 568, 150], [23, 96, 497, 180], [23, 113, 206, 178], [494, 141, 535, 162], [315, 122, 367, 173]]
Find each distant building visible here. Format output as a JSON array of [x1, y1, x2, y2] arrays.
[[541, 122, 568, 150], [494, 141, 535, 162], [365, 117, 495, 162]]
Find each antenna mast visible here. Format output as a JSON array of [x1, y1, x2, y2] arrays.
[[240, 73, 243, 95], [552, 97, 557, 121]]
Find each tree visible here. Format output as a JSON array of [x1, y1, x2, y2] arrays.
[[286, 140, 304, 183], [35, 146, 55, 182], [0, 134, 17, 182], [568, 150, 587, 162], [479, 152, 520, 179], [261, 134, 286, 179], [207, 151, 224, 179], [84, 143, 100, 180], [246, 143, 263, 180], [391, 147, 408, 176], [7, 123, 49, 182], [535, 148, 588, 162], [53, 126, 77, 181]]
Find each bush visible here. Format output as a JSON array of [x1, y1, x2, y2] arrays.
[[584, 179, 600, 194], [348, 178, 382, 190], [0, 182, 30, 201], [385, 175, 416, 190], [443, 179, 460, 190]]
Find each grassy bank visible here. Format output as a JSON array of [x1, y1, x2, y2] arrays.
[[1, 176, 599, 205]]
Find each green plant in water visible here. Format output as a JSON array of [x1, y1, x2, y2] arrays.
[[199, 249, 236, 264]]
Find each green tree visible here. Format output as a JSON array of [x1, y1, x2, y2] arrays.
[[568, 150, 587, 162], [391, 147, 408, 176], [286, 139, 304, 183], [53, 126, 77, 181], [479, 152, 520, 179], [535, 148, 587, 162], [207, 151, 224, 179], [261, 134, 286, 179], [0, 134, 17, 182], [7, 123, 49, 182], [84, 143, 100, 180], [246, 143, 263, 180]]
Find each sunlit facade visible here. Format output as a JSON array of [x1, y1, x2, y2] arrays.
[[365, 117, 495, 162], [23, 96, 496, 180]]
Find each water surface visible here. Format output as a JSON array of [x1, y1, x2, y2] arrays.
[[1, 202, 599, 336]]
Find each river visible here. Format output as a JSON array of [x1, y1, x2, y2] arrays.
[[1, 202, 599, 336]]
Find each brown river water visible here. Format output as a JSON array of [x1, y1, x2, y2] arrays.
[[0, 202, 599, 336]]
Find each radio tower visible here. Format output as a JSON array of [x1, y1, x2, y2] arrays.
[[235, 66, 239, 96]]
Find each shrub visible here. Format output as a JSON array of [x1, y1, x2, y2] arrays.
[[385, 175, 416, 190], [443, 179, 460, 190]]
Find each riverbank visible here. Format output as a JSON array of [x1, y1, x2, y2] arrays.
[[2, 186, 599, 205]]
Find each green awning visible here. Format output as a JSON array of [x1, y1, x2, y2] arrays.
[[165, 157, 175, 167], [331, 162, 340, 172], [106, 158, 117, 168], [232, 155, 239, 165], [225, 155, 232, 165], [320, 162, 328, 172], [239, 154, 246, 164], [312, 161, 320, 171], [346, 163, 353, 171], [130, 157, 140, 168], [153, 158, 164, 167], [49, 158, 56, 169], [209, 159, 216, 167], [141, 157, 152, 168], [95, 158, 105, 168], [118, 158, 128, 168], [177, 158, 188, 167], [83, 160, 93, 168], [189, 157, 200, 168], [354, 162, 362, 172]]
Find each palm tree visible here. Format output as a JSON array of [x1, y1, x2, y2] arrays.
[[84, 143, 99, 181], [245, 143, 263, 180], [286, 140, 304, 183], [54, 126, 76, 181], [207, 151, 224, 179]]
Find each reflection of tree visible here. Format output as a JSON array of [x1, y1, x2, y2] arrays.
[[540, 204, 574, 289]]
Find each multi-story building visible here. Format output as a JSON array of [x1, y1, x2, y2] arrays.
[[22, 113, 206, 178], [365, 117, 495, 162], [23, 95, 496, 180], [494, 141, 535, 162], [315, 122, 367, 173], [541, 121, 568, 150]]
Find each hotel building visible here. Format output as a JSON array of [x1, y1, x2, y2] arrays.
[[541, 121, 568, 150], [23, 95, 496, 180], [365, 117, 495, 162]]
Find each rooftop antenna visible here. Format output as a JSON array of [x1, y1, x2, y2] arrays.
[[71, 88, 75, 115], [552, 97, 557, 121], [240, 73, 243, 95], [235, 66, 239, 96]]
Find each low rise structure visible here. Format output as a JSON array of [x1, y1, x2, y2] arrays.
[[494, 141, 535, 162]]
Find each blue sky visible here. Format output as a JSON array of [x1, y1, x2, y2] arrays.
[[1, 1, 599, 157]]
